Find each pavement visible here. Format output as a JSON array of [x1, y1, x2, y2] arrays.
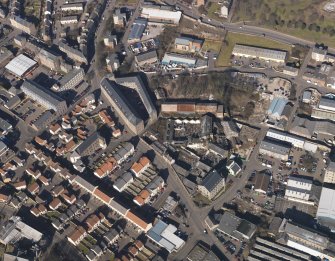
[[0, 0, 332, 260]]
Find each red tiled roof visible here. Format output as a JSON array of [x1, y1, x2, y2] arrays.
[[50, 124, 61, 133], [128, 246, 138, 256], [27, 182, 39, 194], [133, 196, 144, 206], [93, 188, 111, 204], [61, 193, 76, 204], [68, 226, 86, 243], [0, 194, 8, 202], [131, 162, 142, 174], [34, 136, 46, 145], [125, 211, 151, 231], [49, 198, 62, 210], [30, 207, 39, 216], [13, 181, 26, 190], [85, 215, 100, 232], [139, 156, 150, 167], [37, 204, 47, 212], [134, 240, 144, 250], [139, 189, 150, 199], [38, 175, 49, 185]]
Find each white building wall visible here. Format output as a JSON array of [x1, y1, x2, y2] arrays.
[[287, 240, 333, 260], [287, 179, 312, 191], [285, 189, 310, 201], [266, 130, 305, 148]]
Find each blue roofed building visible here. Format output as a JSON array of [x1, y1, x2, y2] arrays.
[[147, 219, 185, 253], [161, 53, 197, 68], [174, 36, 203, 52], [128, 18, 147, 43], [267, 97, 288, 120]]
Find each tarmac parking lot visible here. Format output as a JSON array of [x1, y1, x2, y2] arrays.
[[214, 230, 245, 261], [259, 146, 326, 183], [12, 99, 44, 124], [141, 22, 164, 42]]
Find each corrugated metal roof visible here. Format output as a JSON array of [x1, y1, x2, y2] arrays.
[[5, 54, 37, 77], [232, 44, 287, 62], [162, 53, 197, 66], [128, 19, 147, 41], [267, 98, 287, 118], [260, 139, 291, 155], [317, 187, 335, 220]]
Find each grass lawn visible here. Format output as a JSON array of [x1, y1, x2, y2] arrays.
[[271, 26, 335, 48], [193, 192, 211, 207], [233, 0, 335, 47], [216, 32, 292, 67], [46, 211, 61, 219], [78, 243, 89, 255], [116, 0, 137, 5], [202, 39, 222, 52], [85, 235, 97, 245], [207, 2, 223, 21]]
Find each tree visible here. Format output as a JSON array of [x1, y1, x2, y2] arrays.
[[310, 12, 319, 22], [242, 102, 255, 119], [287, 20, 293, 28], [320, 15, 325, 23], [278, 20, 285, 27], [157, 26, 179, 59], [198, 5, 207, 15], [268, 13, 278, 26], [259, 13, 267, 23], [308, 23, 315, 31], [296, 20, 306, 29]]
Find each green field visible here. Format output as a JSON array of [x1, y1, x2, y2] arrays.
[[116, 0, 138, 5], [216, 32, 292, 67], [202, 39, 222, 52], [233, 0, 335, 47], [207, 2, 224, 21]]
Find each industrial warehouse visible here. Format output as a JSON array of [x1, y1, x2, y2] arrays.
[[232, 44, 287, 63]]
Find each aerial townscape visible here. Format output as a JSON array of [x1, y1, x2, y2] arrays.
[[2, 0, 335, 260]]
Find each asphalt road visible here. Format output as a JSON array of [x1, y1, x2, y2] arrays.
[[164, 0, 335, 53]]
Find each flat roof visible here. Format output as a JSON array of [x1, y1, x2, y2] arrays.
[[162, 53, 197, 66], [128, 18, 147, 41], [317, 187, 335, 223], [147, 220, 184, 252], [136, 50, 157, 63], [232, 44, 287, 62], [283, 221, 328, 248], [319, 97, 335, 111], [141, 6, 182, 23], [5, 54, 37, 77], [267, 97, 287, 117], [260, 138, 291, 155]]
